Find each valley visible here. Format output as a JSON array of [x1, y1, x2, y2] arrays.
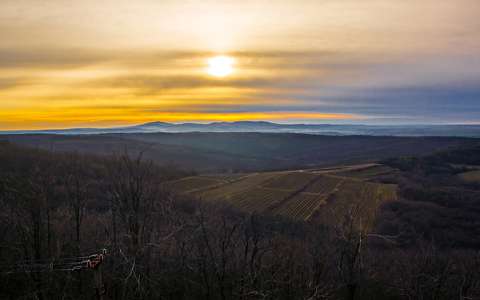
[[3, 132, 477, 172]]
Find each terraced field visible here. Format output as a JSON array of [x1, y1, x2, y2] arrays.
[[196, 172, 281, 201], [223, 188, 292, 213], [166, 164, 397, 223], [167, 176, 225, 193], [165, 173, 250, 193], [261, 172, 318, 190], [312, 179, 397, 229], [273, 193, 327, 220], [304, 175, 343, 194]]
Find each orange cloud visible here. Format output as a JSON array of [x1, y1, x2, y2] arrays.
[[0, 109, 359, 130]]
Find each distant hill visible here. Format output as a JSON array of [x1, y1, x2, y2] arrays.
[[2, 121, 480, 137], [2, 132, 478, 172]]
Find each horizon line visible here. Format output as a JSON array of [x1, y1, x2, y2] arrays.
[[1, 120, 480, 133]]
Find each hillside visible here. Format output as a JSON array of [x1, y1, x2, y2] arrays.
[[1, 137, 479, 299], [2, 133, 478, 172], [166, 164, 397, 228], [376, 145, 480, 248]]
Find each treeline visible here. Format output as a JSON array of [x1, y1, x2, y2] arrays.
[[378, 146, 480, 248], [0, 141, 479, 299], [384, 145, 480, 176]]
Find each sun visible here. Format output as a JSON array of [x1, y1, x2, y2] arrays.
[[206, 55, 235, 77]]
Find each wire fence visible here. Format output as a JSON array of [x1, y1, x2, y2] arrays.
[[1, 249, 107, 275]]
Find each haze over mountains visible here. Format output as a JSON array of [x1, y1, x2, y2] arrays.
[[4, 132, 478, 172], [3, 121, 480, 137]]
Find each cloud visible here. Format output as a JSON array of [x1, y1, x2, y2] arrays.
[[1, 0, 479, 129], [86, 74, 320, 96], [0, 47, 110, 69], [94, 75, 274, 89], [284, 81, 480, 123], [1, 46, 478, 126], [0, 78, 23, 90], [0, 46, 357, 70]]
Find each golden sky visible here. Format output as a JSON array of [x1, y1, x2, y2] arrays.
[[1, 0, 479, 129]]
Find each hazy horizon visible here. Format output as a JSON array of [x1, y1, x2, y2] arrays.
[[0, 120, 480, 136]]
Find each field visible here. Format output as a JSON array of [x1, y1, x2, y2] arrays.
[[335, 164, 397, 180], [311, 180, 397, 230], [166, 164, 398, 223], [166, 173, 248, 193]]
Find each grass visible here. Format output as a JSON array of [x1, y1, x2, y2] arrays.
[[273, 193, 327, 221], [311, 180, 397, 230], [261, 172, 318, 190], [196, 172, 281, 201], [304, 175, 343, 194], [166, 176, 225, 193], [335, 165, 395, 180], [228, 188, 292, 213]]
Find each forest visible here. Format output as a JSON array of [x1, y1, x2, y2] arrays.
[[0, 140, 479, 300]]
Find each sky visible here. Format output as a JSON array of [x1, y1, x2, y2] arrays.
[[1, 0, 479, 129]]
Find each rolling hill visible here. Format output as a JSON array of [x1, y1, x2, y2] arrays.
[[2, 133, 478, 172]]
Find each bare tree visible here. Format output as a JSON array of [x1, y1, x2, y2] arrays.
[[331, 201, 369, 300], [106, 151, 161, 257], [62, 153, 89, 252]]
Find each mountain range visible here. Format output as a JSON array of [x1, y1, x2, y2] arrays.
[[2, 121, 480, 137]]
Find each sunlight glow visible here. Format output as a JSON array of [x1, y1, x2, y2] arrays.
[[206, 55, 235, 77]]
